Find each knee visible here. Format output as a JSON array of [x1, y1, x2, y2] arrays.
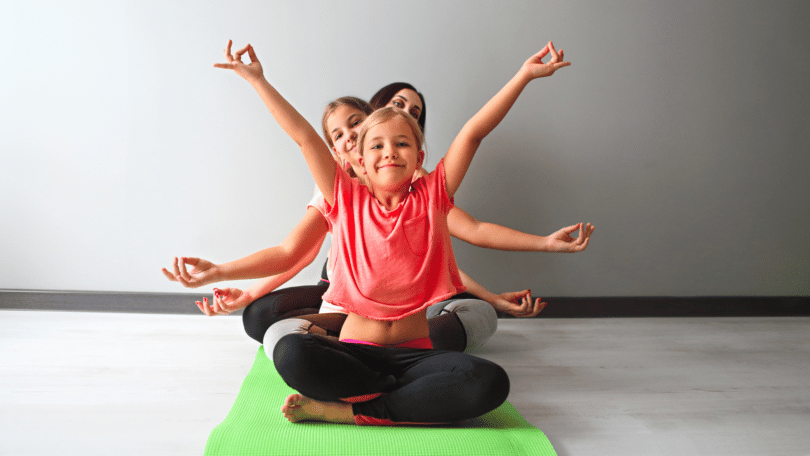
[[273, 334, 310, 384], [241, 302, 264, 342], [263, 318, 311, 358], [444, 300, 498, 352], [273, 333, 342, 398], [273, 333, 307, 365], [469, 359, 510, 412]]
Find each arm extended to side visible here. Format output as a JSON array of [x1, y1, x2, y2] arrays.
[[195, 237, 324, 316], [458, 269, 547, 318], [162, 206, 328, 288], [448, 207, 594, 252]]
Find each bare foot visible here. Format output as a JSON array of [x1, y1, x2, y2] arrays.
[[281, 394, 355, 424]]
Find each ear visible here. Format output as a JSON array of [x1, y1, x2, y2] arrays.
[[358, 157, 368, 175], [417, 150, 425, 167]]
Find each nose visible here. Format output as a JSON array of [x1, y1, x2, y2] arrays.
[[346, 132, 356, 149], [384, 145, 397, 159]]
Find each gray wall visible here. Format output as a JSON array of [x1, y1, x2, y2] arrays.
[[1, 1, 808, 297]]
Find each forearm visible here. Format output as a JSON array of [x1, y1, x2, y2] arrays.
[[216, 245, 304, 281], [458, 269, 499, 306], [250, 78, 336, 202], [458, 69, 533, 145], [241, 237, 323, 303], [443, 69, 533, 197], [249, 77, 323, 149], [462, 222, 551, 251], [448, 206, 550, 251], [216, 207, 328, 281]]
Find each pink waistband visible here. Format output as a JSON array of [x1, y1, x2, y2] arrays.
[[340, 338, 433, 350]]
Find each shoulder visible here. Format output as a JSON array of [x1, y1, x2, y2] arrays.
[[415, 159, 451, 210]]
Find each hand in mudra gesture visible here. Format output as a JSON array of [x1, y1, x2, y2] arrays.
[[214, 39, 264, 83]]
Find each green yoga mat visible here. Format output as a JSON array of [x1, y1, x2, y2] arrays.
[[204, 346, 556, 456]]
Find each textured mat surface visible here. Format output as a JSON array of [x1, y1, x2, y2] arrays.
[[205, 347, 556, 456]]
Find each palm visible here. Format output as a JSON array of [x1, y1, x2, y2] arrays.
[[161, 256, 220, 289], [231, 58, 263, 81], [548, 231, 575, 251], [496, 290, 546, 318], [547, 223, 594, 253], [522, 41, 569, 79]]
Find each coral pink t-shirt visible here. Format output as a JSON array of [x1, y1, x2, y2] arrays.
[[320, 159, 465, 321]]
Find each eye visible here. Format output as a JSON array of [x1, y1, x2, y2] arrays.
[[334, 133, 342, 141], [410, 110, 420, 119], [392, 100, 403, 108], [370, 143, 382, 150], [352, 120, 361, 127], [397, 141, 410, 147]]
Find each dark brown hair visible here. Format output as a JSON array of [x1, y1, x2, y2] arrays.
[[369, 82, 426, 133]]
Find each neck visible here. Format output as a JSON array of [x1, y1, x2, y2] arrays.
[[369, 181, 410, 210]]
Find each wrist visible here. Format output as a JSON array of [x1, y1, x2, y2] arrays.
[[252, 75, 272, 89], [477, 289, 499, 306], [211, 264, 225, 282], [241, 288, 256, 304], [539, 236, 552, 252], [515, 67, 535, 85]]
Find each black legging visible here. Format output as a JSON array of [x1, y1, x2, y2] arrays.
[[273, 333, 510, 425]]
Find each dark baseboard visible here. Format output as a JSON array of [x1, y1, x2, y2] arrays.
[[1, 289, 808, 317], [497, 296, 810, 318], [0, 289, 227, 315]]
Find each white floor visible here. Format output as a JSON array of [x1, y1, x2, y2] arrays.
[[1, 310, 809, 456]]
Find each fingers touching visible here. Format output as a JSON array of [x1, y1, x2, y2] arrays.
[[196, 289, 235, 317], [162, 257, 200, 288], [501, 289, 547, 318], [514, 293, 547, 318], [214, 40, 258, 71]]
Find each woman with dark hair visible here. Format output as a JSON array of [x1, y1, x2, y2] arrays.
[[369, 82, 426, 132]]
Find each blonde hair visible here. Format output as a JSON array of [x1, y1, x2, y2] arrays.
[[358, 107, 425, 157], [321, 97, 373, 149]]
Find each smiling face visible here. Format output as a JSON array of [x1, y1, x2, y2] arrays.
[[386, 88, 423, 123], [359, 113, 424, 193], [325, 104, 368, 177]]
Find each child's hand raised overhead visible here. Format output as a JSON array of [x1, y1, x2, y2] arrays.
[[214, 40, 264, 83], [521, 41, 570, 79]]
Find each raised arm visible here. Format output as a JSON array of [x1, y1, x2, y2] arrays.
[[448, 207, 595, 252], [443, 41, 570, 198], [458, 270, 546, 318], [163, 207, 328, 287], [214, 41, 336, 204]]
